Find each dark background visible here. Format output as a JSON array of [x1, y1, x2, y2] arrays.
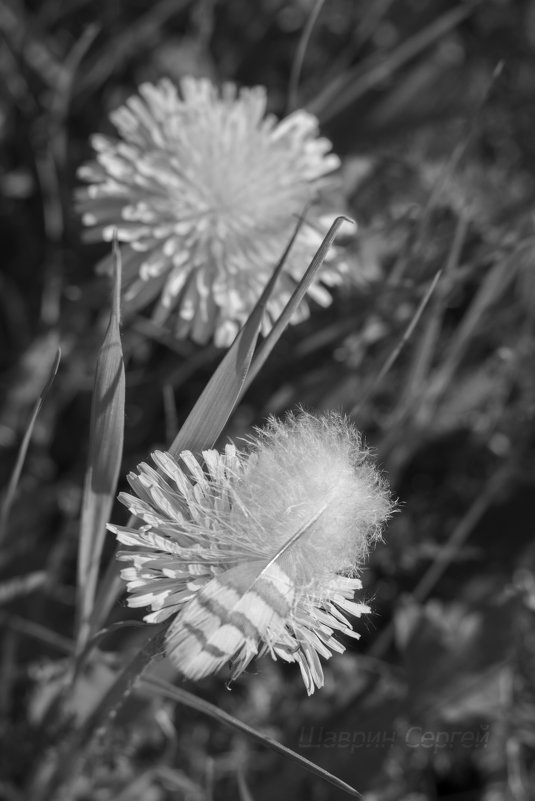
[[1, 1, 535, 799]]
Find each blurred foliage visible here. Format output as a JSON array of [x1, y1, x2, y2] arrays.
[[1, 0, 535, 799]]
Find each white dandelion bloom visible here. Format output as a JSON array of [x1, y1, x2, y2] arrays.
[[77, 77, 349, 347], [110, 412, 392, 694]]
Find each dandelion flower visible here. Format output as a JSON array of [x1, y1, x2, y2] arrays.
[[110, 412, 392, 694], [77, 77, 348, 347]]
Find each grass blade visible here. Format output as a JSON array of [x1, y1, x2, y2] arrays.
[[142, 674, 363, 799], [75, 240, 125, 654], [86, 547, 125, 639], [0, 571, 47, 604], [286, 0, 325, 112], [393, 214, 469, 423], [168, 212, 306, 459], [0, 611, 72, 655], [242, 215, 353, 395], [78, 0, 191, 95], [350, 267, 443, 417], [0, 346, 61, 547], [31, 624, 167, 801], [422, 247, 518, 417], [309, 5, 473, 123]]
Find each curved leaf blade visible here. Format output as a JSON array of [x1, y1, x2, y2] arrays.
[[76, 241, 125, 653]]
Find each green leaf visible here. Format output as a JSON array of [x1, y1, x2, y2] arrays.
[[168, 212, 306, 458], [0, 344, 61, 546], [242, 215, 353, 395], [76, 240, 125, 654], [142, 674, 363, 799]]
